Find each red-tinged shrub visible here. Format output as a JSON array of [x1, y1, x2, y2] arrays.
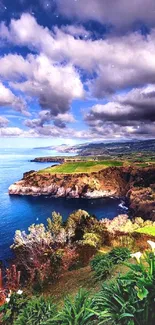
[[6, 264, 21, 291], [77, 245, 97, 266], [61, 247, 79, 272], [11, 224, 80, 289], [0, 265, 21, 306]]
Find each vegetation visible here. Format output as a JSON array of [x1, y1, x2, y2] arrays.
[[0, 292, 28, 325], [137, 226, 155, 236], [2, 209, 155, 324], [39, 160, 123, 174], [1, 246, 155, 324], [53, 289, 94, 325], [14, 296, 57, 325], [90, 253, 114, 280], [93, 248, 155, 324], [90, 247, 131, 280]]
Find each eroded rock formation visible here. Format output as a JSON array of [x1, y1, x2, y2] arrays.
[[8, 166, 155, 220]]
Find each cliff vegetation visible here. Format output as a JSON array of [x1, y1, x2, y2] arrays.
[[1, 209, 155, 324]]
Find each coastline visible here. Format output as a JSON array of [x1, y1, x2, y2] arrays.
[[8, 165, 155, 221]]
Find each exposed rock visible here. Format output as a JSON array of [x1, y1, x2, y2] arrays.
[[23, 170, 35, 178], [8, 166, 155, 220]]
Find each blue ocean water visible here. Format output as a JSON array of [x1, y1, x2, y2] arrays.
[[0, 148, 128, 262]]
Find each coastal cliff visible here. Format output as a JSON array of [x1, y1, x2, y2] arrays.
[[8, 167, 129, 198], [8, 166, 155, 220]]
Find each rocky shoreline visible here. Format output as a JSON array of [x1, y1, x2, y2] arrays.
[[30, 157, 65, 163], [8, 166, 155, 220], [9, 167, 124, 198]]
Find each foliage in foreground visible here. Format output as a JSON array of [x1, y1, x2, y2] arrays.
[[0, 292, 28, 325], [92, 242, 155, 325], [51, 289, 95, 325], [0, 265, 21, 306], [2, 243, 155, 325], [14, 296, 57, 325], [90, 247, 131, 280]]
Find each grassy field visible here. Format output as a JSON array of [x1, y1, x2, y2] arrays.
[[137, 226, 155, 236], [39, 160, 123, 174]]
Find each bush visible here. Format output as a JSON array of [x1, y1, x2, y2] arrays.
[[80, 232, 101, 249], [90, 247, 130, 281], [92, 250, 155, 325], [66, 210, 94, 241], [90, 254, 114, 280], [54, 288, 95, 325], [0, 292, 28, 325], [109, 247, 131, 264], [14, 296, 57, 325]]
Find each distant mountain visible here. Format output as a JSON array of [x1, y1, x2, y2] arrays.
[[34, 139, 155, 156]]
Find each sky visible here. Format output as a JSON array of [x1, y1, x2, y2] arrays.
[[1, 0, 155, 147]]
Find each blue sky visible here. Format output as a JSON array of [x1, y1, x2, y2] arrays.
[[0, 0, 155, 147]]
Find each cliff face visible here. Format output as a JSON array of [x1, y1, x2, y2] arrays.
[[8, 166, 155, 220], [9, 167, 130, 198]]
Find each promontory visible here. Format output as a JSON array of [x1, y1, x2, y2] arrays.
[[8, 160, 155, 221]]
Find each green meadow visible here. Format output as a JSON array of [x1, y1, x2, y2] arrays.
[[38, 160, 123, 174]]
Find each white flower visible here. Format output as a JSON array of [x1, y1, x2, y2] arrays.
[[6, 298, 10, 303], [147, 240, 155, 252], [131, 252, 142, 263], [8, 290, 12, 298], [17, 290, 23, 295]]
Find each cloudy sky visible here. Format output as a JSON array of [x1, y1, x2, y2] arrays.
[[0, 0, 155, 146]]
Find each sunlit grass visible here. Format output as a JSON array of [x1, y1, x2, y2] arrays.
[[137, 226, 155, 236], [38, 160, 123, 174]]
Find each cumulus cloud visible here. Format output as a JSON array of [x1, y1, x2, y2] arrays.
[[85, 85, 155, 138], [0, 127, 23, 136], [1, 13, 155, 139], [24, 112, 75, 129], [0, 82, 29, 116], [56, 0, 155, 31], [9, 54, 84, 116], [2, 13, 155, 97], [0, 116, 9, 127], [0, 53, 84, 120], [61, 25, 91, 38]]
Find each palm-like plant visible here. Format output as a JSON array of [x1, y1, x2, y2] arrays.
[[92, 279, 140, 325], [92, 251, 155, 325], [53, 288, 96, 325], [14, 296, 57, 325]]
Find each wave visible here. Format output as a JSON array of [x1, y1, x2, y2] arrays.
[[118, 201, 128, 210]]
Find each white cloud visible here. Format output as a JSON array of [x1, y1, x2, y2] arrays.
[[1, 14, 155, 139], [0, 82, 29, 116], [0, 115, 9, 127], [85, 85, 155, 139], [1, 13, 155, 97], [9, 54, 84, 116], [56, 0, 155, 31], [0, 127, 23, 136]]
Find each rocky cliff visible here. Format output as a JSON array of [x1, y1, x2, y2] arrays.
[[8, 167, 129, 198], [8, 166, 155, 220]]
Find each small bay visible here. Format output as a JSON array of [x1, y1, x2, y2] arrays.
[[0, 148, 128, 262]]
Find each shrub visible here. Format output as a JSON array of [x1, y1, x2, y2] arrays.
[[80, 232, 101, 249], [0, 265, 21, 306], [54, 288, 95, 325], [47, 212, 64, 242], [11, 221, 79, 287], [14, 296, 57, 325], [92, 249, 155, 325], [0, 292, 28, 325], [66, 210, 93, 241], [91, 248, 130, 281], [90, 254, 114, 280], [109, 247, 131, 264], [11, 224, 54, 284]]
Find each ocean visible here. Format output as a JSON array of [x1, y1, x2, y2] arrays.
[[0, 148, 128, 263]]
